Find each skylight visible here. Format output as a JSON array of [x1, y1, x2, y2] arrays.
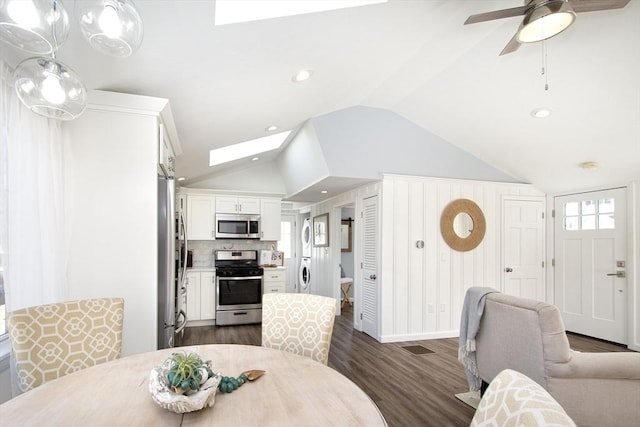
[[214, 0, 387, 26], [209, 131, 291, 167]]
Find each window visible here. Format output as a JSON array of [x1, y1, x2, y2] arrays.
[[564, 198, 615, 231], [277, 220, 291, 257]]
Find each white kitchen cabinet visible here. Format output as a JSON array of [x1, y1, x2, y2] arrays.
[[263, 268, 286, 293], [187, 195, 216, 240], [185, 271, 201, 321], [200, 271, 216, 320], [186, 269, 216, 323], [260, 198, 281, 241], [216, 196, 260, 214]]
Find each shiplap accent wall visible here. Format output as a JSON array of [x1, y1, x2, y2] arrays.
[[380, 174, 544, 342]]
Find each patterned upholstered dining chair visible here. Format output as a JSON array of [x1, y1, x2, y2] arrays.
[[261, 293, 337, 365], [7, 297, 124, 393]]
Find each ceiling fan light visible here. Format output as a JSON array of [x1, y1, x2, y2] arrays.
[[14, 56, 87, 120], [517, 1, 575, 43], [0, 0, 70, 54], [77, 0, 143, 57]]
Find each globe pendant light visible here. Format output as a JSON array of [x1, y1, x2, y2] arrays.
[[0, 0, 70, 54], [77, 0, 143, 57], [14, 56, 87, 120]]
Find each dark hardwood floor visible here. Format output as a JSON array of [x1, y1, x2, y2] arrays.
[[182, 304, 629, 427]]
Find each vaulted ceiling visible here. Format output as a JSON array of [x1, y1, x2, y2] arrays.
[[4, 0, 639, 201]]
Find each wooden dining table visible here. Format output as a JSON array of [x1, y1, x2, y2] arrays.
[[0, 344, 387, 426]]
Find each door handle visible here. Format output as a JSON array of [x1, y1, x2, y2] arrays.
[[505, 267, 513, 273], [607, 271, 626, 278], [369, 274, 376, 280]]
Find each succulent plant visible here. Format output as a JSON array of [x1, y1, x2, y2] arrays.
[[166, 351, 214, 395]]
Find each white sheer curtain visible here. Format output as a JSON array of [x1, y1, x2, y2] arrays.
[[0, 59, 67, 395]]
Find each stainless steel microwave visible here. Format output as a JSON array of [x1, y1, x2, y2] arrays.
[[215, 214, 260, 239]]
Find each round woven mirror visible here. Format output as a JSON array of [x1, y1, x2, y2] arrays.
[[440, 199, 486, 252]]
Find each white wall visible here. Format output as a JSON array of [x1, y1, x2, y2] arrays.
[[63, 107, 159, 356], [186, 160, 287, 195], [276, 120, 330, 196], [312, 106, 520, 183], [379, 175, 545, 342]]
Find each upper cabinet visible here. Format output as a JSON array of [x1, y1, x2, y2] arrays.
[[187, 195, 216, 240], [260, 198, 281, 241], [216, 196, 260, 214], [182, 192, 281, 241]]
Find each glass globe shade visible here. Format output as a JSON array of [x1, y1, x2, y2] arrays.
[[77, 0, 143, 57], [14, 56, 87, 120], [0, 0, 70, 54]]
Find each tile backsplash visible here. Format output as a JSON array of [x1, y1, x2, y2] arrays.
[[187, 240, 277, 267]]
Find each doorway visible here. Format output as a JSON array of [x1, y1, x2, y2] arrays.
[[340, 206, 355, 322], [554, 188, 627, 344]]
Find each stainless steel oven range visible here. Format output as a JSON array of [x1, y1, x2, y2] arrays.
[[215, 250, 263, 326]]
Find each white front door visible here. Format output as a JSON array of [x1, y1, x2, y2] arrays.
[[502, 198, 545, 300], [361, 195, 379, 339], [277, 214, 297, 293], [554, 188, 627, 344]]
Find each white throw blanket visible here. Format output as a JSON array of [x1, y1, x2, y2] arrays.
[[458, 287, 499, 392]]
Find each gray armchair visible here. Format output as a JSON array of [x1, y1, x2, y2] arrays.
[[474, 292, 640, 427]]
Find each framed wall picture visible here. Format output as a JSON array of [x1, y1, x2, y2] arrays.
[[313, 213, 329, 247], [341, 219, 352, 252]]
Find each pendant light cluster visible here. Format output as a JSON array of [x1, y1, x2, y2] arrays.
[[0, 0, 143, 120]]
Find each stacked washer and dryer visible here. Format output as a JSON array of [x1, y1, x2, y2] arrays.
[[299, 217, 311, 293]]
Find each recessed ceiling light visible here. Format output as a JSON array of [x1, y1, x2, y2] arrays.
[[321, 190, 328, 194], [265, 125, 278, 132], [579, 161, 599, 170], [251, 157, 259, 161], [531, 107, 551, 118], [177, 176, 187, 182], [292, 69, 313, 83]]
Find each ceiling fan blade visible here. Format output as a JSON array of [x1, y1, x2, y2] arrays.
[[464, 5, 530, 25], [569, 0, 631, 13], [499, 34, 522, 56]]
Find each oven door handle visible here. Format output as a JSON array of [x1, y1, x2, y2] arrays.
[[217, 276, 263, 281]]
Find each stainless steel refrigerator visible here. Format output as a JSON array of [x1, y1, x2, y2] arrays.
[[158, 176, 187, 349]]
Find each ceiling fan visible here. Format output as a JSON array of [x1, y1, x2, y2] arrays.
[[464, 0, 631, 55]]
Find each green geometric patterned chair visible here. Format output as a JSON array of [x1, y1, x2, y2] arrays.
[[7, 298, 124, 393], [261, 293, 337, 365]]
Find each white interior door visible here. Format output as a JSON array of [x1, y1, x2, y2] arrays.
[[502, 198, 545, 300], [361, 195, 379, 339], [554, 188, 627, 344], [277, 214, 297, 293]]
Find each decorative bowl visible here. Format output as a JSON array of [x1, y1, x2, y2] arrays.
[[149, 359, 222, 413]]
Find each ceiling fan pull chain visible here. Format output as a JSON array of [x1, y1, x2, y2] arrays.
[[544, 41, 549, 91], [541, 40, 549, 91]]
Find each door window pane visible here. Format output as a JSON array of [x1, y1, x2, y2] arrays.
[[599, 198, 614, 214], [565, 217, 579, 230], [565, 202, 579, 216], [581, 200, 596, 215], [582, 215, 596, 230], [598, 214, 615, 229]]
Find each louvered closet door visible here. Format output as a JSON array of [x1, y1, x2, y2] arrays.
[[361, 195, 379, 339]]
